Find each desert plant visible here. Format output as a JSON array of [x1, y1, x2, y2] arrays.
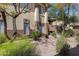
[[18, 35, 31, 40], [56, 35, 66, 53], [62, 29, 74, 37], [69, 15, 79, 23], [0, 38, 36, 56], [75, 32, 79, 45], [50, 32, 56, 38], [31, 31, 41, 40], [58, 43, 70, 56], [0, 33, 8, 44], [56, 35, 70, 55], [76, 32, 79, 36], [76, 36, 79, 46]]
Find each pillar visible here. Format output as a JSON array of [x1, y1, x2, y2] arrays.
[[44, 9, 48, 35], [34, 7, 40, 31]]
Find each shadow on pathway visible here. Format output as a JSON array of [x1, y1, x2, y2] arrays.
[[69, 46, 79, 56]]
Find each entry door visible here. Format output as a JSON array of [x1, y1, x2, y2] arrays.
[[24, 23, 29, 35], [0, 21, 4, 33]]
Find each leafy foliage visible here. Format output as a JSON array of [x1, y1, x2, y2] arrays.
[[75, 33, 79, 46], [31, 31, 41, 40], [69, 15, 79, 23], [76, 32, 79, 36], [58, 43, 70, 56], [0, 37, 36, 56], [48, 7, 58, 17], [62, 29, 74, 37], [76, 36, 79, 44], [56, 35, 66, 53], [0, 33, 8, 44], [0, 4, 8, 10], [50, 32, 56, 38], [56, 35, 70, 55]]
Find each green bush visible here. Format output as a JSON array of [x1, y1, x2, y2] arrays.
[[58, 43, 70, 56], [31, 31, 41, 40], [56, 35, 66, 53], [0, 38, 36, 56], [76, 32, 79, 44], [50, 32, 56, 38], [0, 33, 7, 44], [69, 15, 79, 23], [18, 35, 31, 40], [56, 35, 70, 55], [76, 33, 79, 36], [62, 29, 74, 37], [76, 36, 79, 45]]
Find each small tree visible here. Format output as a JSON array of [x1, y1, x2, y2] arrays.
[[5, 3, 29, 39], [0, 4, 11, 40]]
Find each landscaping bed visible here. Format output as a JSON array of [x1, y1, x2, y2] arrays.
[[0, 38, 36, 56]]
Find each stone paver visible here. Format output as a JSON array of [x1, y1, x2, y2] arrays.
[[67, 37, 77, 48], [34, 35, 57, 56], [34, 36, 78, 56]]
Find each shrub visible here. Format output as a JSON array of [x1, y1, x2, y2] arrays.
[[56, 35, 66, 53], [56, 35, 70, 55], [69, 15, 79, 23], [0, 33, 7, 44], [50, 32, 56, 38], [76, 33, 79, 36], [31, 31, 41, 40], [18, 35, 31, 40], [0, 38, 36, 56], [76, 36, 79, 46], [62, 29, 74, 37], [58, 43, 70, 56], [75, 33, 79, 45]]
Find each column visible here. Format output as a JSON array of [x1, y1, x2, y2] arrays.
[[44, 9, 48, 35], [34, 7, 40, 31]]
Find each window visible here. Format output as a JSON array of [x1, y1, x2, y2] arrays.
[[0, 20, 4, 33], [24, 20, 30, 35]]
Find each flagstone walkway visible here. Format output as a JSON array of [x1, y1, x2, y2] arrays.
[[33, 36, 78, 56], [34, 35, 57, 56]]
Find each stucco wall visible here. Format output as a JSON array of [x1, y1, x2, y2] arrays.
[[6, 4, 35, 31], [6, 12, 35, 30]]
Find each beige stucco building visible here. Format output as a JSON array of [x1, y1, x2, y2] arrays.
[[0, 3, 50, 37]]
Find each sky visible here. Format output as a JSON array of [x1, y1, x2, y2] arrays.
[[48, 3, 79, 16]]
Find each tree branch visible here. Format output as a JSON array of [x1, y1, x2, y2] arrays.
[[20, 5, 26, 14], [5, 11, 13, 17], [15, 4, 27, 17], [18, 3, 20, 13], [13, 3, 18, 14]]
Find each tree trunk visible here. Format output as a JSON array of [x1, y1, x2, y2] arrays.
[[12, 17, 17, 39], [1, 11, 11, 40], [67, 5, 70, 24], [63, 5, 70, 32]]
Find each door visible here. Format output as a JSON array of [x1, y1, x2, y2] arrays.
[[24, 23, 29, 35], [0, 20, 4, 33]]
